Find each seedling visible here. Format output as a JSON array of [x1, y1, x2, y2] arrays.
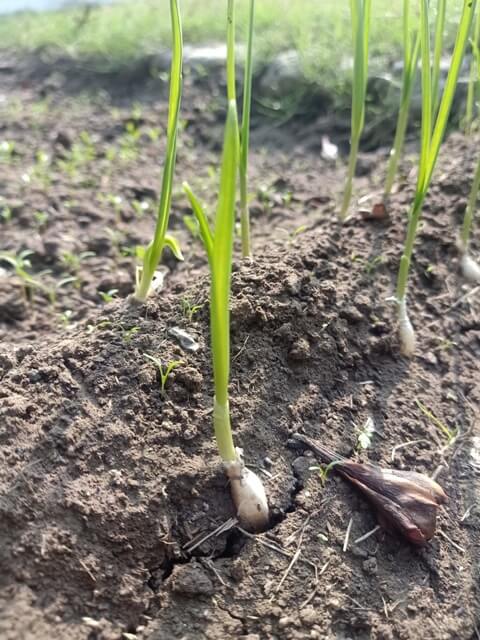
[[458, 153, 480, 282], [59, 309, 74, 328], [134, 0, 183, 302], [0, 140, 15, 163], [0, 206, 12, 223], [144, 353, 183, 396], [311, 460, 342, 486], [181, 298, 204, 322], [33, 150, 51, 186], [239, 0, 255, 257], [183, 0, 268, 532], [99, 289, 118, 303], [0, 250, 53, 303], [60, 250, 96, 274], [351, 253, 384, 277], [432, 0, 446, 117], [33, 210, 49, 229], [395, 0, 476, 356], [415, 399, 458, 444], [57, 132, 95, 178], [120, 324, 140, 343], [132, 199, 151, 218], [355, 416, 376, 450], [146, 127, 162, 142], [465, 3, 480, 133], [339, 0, 371, 220], [119, 121, 141, 162], [384, 0, 420, 198]]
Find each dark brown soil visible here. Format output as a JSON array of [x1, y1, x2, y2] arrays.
[[0, 54, 479, 640]]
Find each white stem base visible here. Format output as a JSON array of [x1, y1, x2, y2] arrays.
[[224, 451, 269, 532], [461, 253, 480, 283], [398, 298, 416, 358]]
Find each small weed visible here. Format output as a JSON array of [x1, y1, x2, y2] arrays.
[[57, 131, 95, 177], [355, 416, 376, 450], [0, 249, 52, 302], [121, 324, 140, 343], [311, 460, 342, 486], [351, 253, 385, 276], [0, 206, 12, 223], [33, 210, 49, 229], [132, 199, 151, 217], [59, 309, 73, 327], [144, 353, 183, 396], [0, 140, 16, 163], [415, 398, 458, 443], [146, 127, 162, 142], [181, 298, 204, 322], [99, 289, 118, 303], [119, 121, 141, 162], [101, 193, 124, 222], [32, 150, 51, 186], [60, 250, 96, 274]]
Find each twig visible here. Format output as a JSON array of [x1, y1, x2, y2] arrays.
[[284, 510, 319, 547], [437, 529, 466, 554], [201, 558, 229, 588], [354, 524, 381, 545], [184, 517, 237, 553], [275, 548, 301, 592], [343, 517, 353, 553], [237, 527, 318, 574], [460, 504, 476, 522], [300, 559, 331, 609], [391, 439, 429, 463]]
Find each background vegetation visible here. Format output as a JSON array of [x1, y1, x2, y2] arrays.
[[0, 0, 462, 92]]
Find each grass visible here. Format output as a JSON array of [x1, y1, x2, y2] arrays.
[[339, 0, 371, 220], [134, 0, 183, 302], [383, 0, 420, 198], [395, 0, 476, 357], [415, 398, 458, 443], [0, 1, 462, 96]]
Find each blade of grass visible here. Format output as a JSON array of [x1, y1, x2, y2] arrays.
[[239, 0, 255, 258], [211, 100, 239, 463], [396, 0, 477, 356], [460, 154, 480, 252], [183, 183, 214, 261], [134, 0, 183, 301], [465, 3, 480, 133], [339, 0, 371, 220], [432, 0, 446, 117], [384, 0, 420, 197]]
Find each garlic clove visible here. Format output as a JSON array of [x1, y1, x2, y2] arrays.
[[461, 253, 480, 283], [225, 461, 269, 532]]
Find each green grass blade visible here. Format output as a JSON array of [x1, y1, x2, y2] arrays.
[[339, 0, 371, 220], [418, 0, 432, 194], [465, 4, 480, 133], [461, 154, 480, 250], [426, 0, 477, 188], [210, 99, 239, 460], [384, 3, 420, 197], [396, 0, 476, 331], [432, 0, 447, 116], [239, 0, 255, 258], [183, 182, 214, 261], [227, 0, 236, 103], [134, 0, 183, 301]]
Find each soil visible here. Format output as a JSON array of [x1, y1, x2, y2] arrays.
[[0, 53, 479, 640]]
